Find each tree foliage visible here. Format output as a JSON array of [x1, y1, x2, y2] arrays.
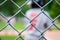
[[0, 0, 60, 18], [0, 0, 30, 17], [50, 0, 60, 19], [45, 0, 60, 19]]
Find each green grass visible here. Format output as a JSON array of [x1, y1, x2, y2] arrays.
[[0, 36, 23, 40], [0, 22, 6, 29], [0, 36, 16, 40], [14, 22, 25, 30], [0, 21, 25, 30]]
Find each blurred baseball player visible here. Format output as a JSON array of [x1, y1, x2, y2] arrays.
[[24, 0, 53, 40]]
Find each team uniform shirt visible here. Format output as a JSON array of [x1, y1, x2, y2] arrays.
[[24, 8, 52, 40]]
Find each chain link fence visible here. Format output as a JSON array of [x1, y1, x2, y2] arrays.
[[0, 0, 60, 40]]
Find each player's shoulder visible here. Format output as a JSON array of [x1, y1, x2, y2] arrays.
[[26, 9, 33, 13], [26, 8, 41, 13]]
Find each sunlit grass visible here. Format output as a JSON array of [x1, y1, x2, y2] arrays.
[[14, 22, 25, 30], [0, 21, 6, 29], [0, 35, 24, 40]]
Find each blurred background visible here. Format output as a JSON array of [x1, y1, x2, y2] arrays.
[[0, 0, 60, 40]]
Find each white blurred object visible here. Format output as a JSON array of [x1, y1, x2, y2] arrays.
[[27, 0, 32, 5]]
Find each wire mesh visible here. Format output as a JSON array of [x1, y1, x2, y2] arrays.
[[0, 0, 60, 40]]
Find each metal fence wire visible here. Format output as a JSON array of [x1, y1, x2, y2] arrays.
[[0, 0, 60, 40]]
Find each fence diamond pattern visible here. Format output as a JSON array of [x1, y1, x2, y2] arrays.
[[0, 0, 60, 40]]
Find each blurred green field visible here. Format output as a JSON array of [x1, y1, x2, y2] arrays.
[[14, 22, 25, 30], [0, 36, 23, 40], [0, 21, 25, 30], [0, 36, 16, 40]]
